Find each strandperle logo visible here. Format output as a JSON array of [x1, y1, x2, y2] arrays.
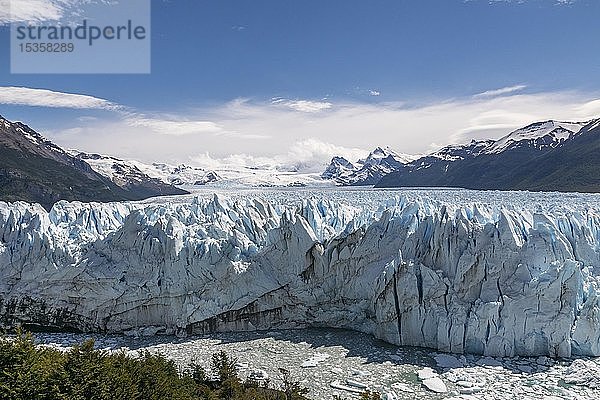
[[10, 0, 151, 74], [14, 19, 147, 47]]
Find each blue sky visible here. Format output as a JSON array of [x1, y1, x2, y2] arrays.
[[1, 0, 600, 168]]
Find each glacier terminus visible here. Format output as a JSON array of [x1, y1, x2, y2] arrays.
[[1, 189, 599, 359]]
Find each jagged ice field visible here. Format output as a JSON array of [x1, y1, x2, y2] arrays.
[[1, 188, 599, 360]]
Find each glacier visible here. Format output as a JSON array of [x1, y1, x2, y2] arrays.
[[1, 189, 599, 358]]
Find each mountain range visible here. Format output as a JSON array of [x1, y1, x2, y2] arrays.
[[69, 151, 330, 188], [0, 115, 187, 210], [2, 114, 600, 209], [321, 146, 419, 185], [69, 151, 222, 187], [0, 114, 330, 209], [375, 119, 600, 192]]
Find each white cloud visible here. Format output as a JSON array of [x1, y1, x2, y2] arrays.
[[576, 99, 600, 117], [370, 90, 381, 96], [77, 116, 99, 122], [474, 85, 527, 98], [286, 138, 367, 170], [271, 98, 333, 113], [20, 87, 600, 168], [125, 114, 222, 136], [191, 139, 368, 173], [123, 112, 271, 139], [0, 0, 90, 24], [0, 86, 118, 109]]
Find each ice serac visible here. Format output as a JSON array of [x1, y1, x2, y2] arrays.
[[1, 195, 600, 358]]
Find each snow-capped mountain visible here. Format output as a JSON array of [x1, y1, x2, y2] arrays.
[[321, 156, 356, 180], [325, 120, 593, 188], [483, 120, 587, 154], [70, 152, 221, 187], [71, 150, 333, 189], [359, 146, 417, 166], [323, 146, 420, 185], [377, 119, 600, 192], [149, 163, 221, 186], [0, 115, 187, 209], [4, 113, 598, 199], [430, 139, 495, 161]]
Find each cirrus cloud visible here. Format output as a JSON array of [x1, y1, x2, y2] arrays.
[[124, 114, 222, 136], [0, 86, 119, 110], [473, 85, 527, 99], [271, 98, 333, 113], [0, 0, 92, 24]]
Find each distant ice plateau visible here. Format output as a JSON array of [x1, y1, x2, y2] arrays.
[[1, 189, 600, 358]]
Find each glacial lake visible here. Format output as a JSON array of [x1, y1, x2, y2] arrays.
[[35, 328, 600, 400]]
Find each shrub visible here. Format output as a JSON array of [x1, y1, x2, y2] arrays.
[[0, 329, 310, 400]]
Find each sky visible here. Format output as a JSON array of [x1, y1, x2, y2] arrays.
[[1, 0, 600, 171]]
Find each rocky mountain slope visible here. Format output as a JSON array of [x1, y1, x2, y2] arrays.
[[1, 192, 598, 358], [376, 120, 598, 191], [506, 119, 600, 192], [0, 116, 187, 209]]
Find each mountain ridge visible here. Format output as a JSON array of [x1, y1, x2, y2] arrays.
[[321, 120, 591, 187], [0, 115, 188, 209], [376, 118, 600, 192], [322, 146, 420, 185]]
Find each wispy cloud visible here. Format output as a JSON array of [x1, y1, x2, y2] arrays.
[[576, 99, 600, 117], [0, 86, 119, 109], [271, 98, 333, 113], [123, 112, 271, 139], [473, 84, 527, 99], [0, 0, 90, 24], [125, 114, 222, 136]]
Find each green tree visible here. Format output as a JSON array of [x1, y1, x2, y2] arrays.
[[0, 328, 67, 400], [359, 390, 381, 400], [0, 330, 310, 400], [211, 350, 238, 383], [279, 368, 309, 400], [62, 339, 112, 400], [132, 351, 195, 400]]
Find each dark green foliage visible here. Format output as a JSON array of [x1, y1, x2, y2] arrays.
[[190, 362, 208, 385], [0, 329, 66, 400], [0, 330, 309, 400], [279, 368, 309, 400], [211, 350, 238, 383]]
